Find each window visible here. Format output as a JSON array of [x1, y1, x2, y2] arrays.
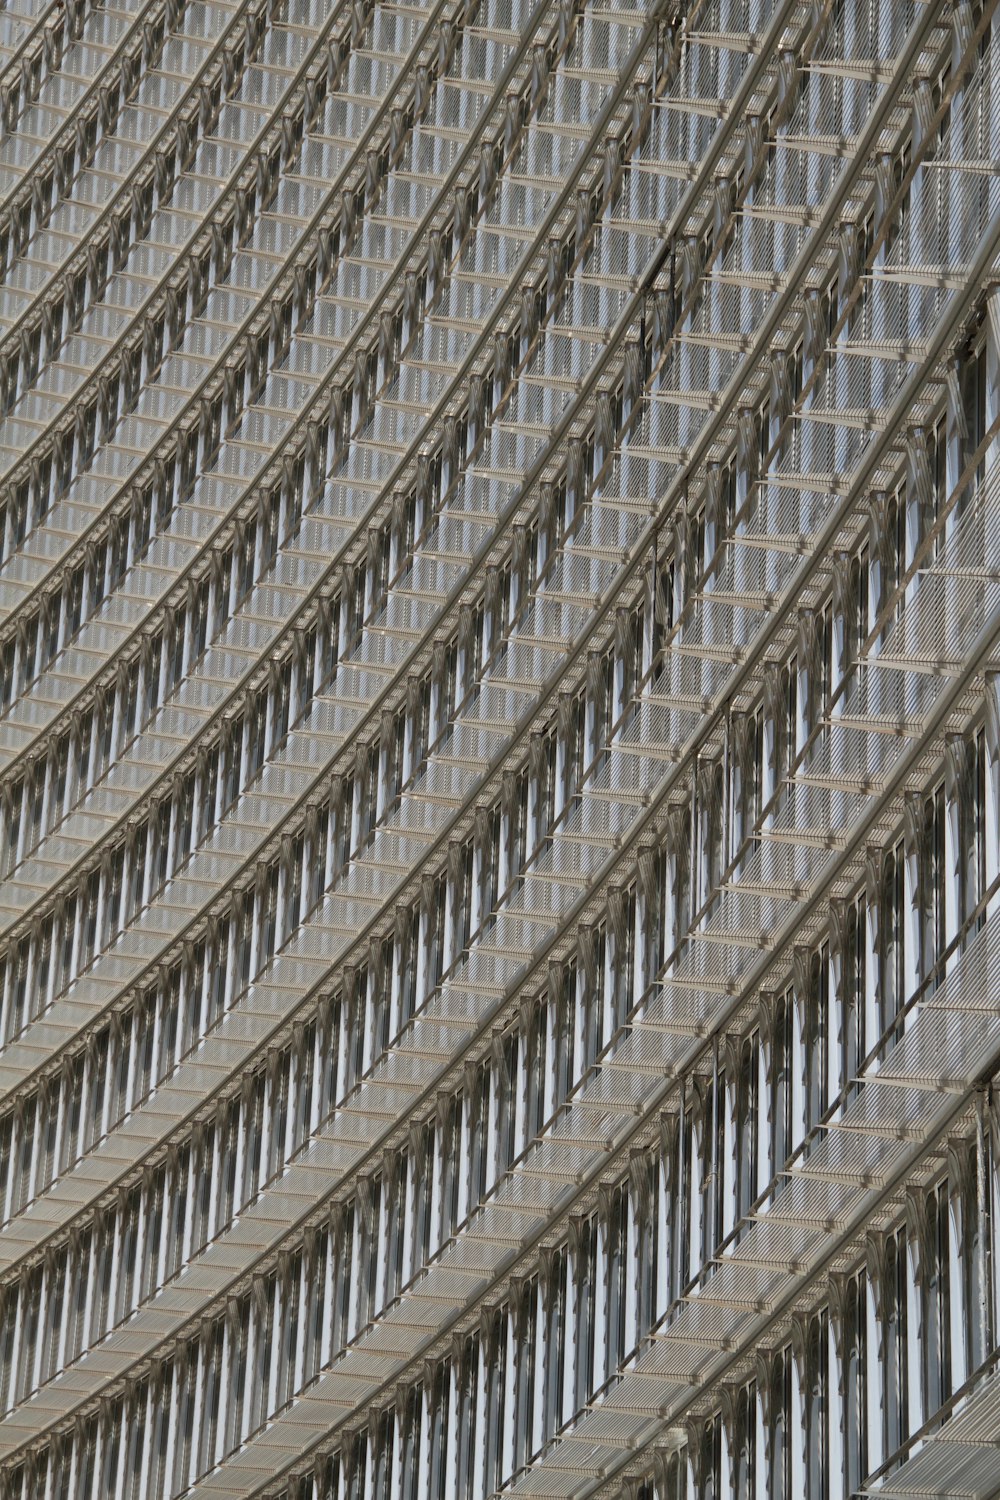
[[804, 1310, 829, 1500], [960, 339, 987, 507], [767, 1346, 792, 1500], [604, 1184, 628, 1370], [843, 1270, 868, 1495], [730, 1382, 756, 1500], [910, 784, 946, 985], [836, 895, 866, 1094], [768, 993, 792, 1178], [801, 944, 829, 1133], [883, 1225, 908, 1456], [879, 845, 905, 1037], [921, 1179, 951, 1416], [733, 1033, 758, 1225], [696, 1413, 722, 1500], [953, 730, 988, 937], [731, 708, 763, 856], [764, 659, 796, 801]]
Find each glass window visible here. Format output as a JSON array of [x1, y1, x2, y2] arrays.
[[880, 846, 905, 1036], [840, 896, 866, 1095], [844, 1269, 868, 1493], [768, 1347, 791, 1500], [922, 1179, 951, 1416], [735, 1033, 758, 1225], [883, 1226, 908, 1456], [770, 994, 792, 1178], [731, 1382, 756, 1500], [805, 1310, 828, 1500], [698, 1413, 722, 1500]]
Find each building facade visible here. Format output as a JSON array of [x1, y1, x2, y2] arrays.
[[0, 0, 997, 1496]]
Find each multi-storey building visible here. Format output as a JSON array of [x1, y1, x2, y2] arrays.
[[0, 0, 997, 1495]]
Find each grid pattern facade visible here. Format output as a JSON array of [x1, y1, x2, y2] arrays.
[[0, 0, 997, 1496]]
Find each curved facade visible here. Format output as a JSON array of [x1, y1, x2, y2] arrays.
[[0, 0, 998, 1496]]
